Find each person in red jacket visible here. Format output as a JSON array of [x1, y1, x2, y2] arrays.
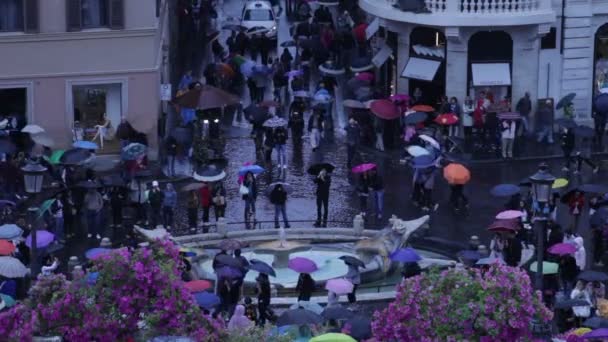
[[568, 191, 585, 232], [199, 182, 212, 232]]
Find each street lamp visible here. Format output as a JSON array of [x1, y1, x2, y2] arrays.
[[528, 163, 556, 290], [21, 160, 47, 277]]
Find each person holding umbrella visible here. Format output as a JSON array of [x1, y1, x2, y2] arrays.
[[242, 171, 258, 230], [561, 127, 575, 171], [314, 168, 331, 227], [289, 97, 306, 140], [270, 183, 290, 229], [255, 273, 272, 326]]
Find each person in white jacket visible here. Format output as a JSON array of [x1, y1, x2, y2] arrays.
[[501, 119, 517, 159], [571, 280, 592, 319], [574, 236, 586, 270]]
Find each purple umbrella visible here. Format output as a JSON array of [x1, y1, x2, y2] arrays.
[[85, 248, 112, 260], [547, 243, 577, 256], [216, 266, 242, 279], [584, 328, 608, 339], [288, 257, 318, 273], [25, 230, 54, 248], [389, 248, 421, 262], [285, 70, 303, 78]]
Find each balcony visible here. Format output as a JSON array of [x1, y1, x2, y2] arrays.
[[359, 0, 556, 27]]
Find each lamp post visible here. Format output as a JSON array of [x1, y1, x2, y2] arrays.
[[528, 163, 556, 291], [21, 160, 47, 277]]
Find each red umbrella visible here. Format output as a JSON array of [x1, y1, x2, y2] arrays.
[[355, 72, 374, 82], [411, 104, 435, 112], [352, 24, 368, 42], [487, 219, 519, 233], [434, 113, 459, 126], [0, 240, 15, 256], [370, 100, 400, 120], [184, 280, 213, 292]]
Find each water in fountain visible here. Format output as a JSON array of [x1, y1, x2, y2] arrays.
[[278, 226, 286, 248]]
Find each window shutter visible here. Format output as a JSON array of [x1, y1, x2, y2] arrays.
[[23, 0, 39, 33], [66, 0, 82, 32], [109, 0, 125, 30]]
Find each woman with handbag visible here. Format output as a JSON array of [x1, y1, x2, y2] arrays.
[[241, 172, 257, 229], [212, 182, 227, 221]]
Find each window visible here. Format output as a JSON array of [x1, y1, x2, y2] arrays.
[[0, 0, 23, 32], [81, 0, 108, 28], [244, 9, 273, 21], [541, 27, 557, 50]]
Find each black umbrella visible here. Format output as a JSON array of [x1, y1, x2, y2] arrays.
[[578, 184, 608, 194], [60, 148, 92, 165], [244, 105, 269, 124], [101, 175, 126, 187], [404, 112, 427, 125], [76, 180, 102, 189], [574, 125, 594, 138], [578, 270, 608, 282], [490, 184, 521, 197], [134, 169, 154, 179], [554, 299, 591, 309], [584, 316, 608, 329], [307, 163, 335, 175], [595, 93, 608, 113], [249, 259, 276, 277], [264, 182, 293, 196], [221, 24, 245, 31], [321, 306, 354, 320], [556, 92, 576, 109], [171, 126, 193, 145], [280, 40, 296, 48], [345, 316, 372, 340], [276, 308, 324, 326], [339, 255, 365, 268], [555, 118, 577, 129], [193, 164, 226, 182], [0, 140, 16, 154], [215, 254, 242, 268]]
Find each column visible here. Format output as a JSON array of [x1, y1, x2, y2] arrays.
[[444, 33, 468, 103], [512, 27, 540, 127], [396, 34, 410, 95]]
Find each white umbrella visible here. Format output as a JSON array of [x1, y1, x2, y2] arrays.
[[263, 117, 288, 128], [319, 64, 345, 75], [0, 256, 28, 278], [21, 124, 45, 134], [407, 145, 430, 157], [31, 133, 55, 147], [419, 134, 440, 150]]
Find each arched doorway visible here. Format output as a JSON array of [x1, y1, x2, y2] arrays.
[[593, 24, 608, 96], [467, 31, 513, 105], [404, 26, 446, 106]]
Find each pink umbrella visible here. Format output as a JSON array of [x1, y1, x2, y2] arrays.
[[548, 242, 577, 255], [370, 100, 400, 120], [351, 163, 376, 174], [389, 94, 410, 103], [325, 278, 354, 295], [495, 210, 524, 220], [288, 257, 318, 273], [355, 72, 374, 82]]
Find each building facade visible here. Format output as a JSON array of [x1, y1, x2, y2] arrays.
[[361, 0, 608, 124], [0, 0, 170, 157]]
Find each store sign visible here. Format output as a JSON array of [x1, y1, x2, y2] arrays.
[[365, 18, 379, 40], [372, 44, 393, 68], [160, 84, 172, 101]]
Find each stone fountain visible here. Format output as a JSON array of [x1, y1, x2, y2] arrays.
[[252, 226, 310, 268]]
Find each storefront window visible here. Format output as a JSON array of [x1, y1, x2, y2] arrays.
[[594, 24, 608, 94], [0, 0, 24, 32]]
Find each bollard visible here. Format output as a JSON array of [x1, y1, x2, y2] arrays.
[[477, 244, 489, 257], [67, 256, 79, 275], [353, 214, 364, 235], [469, 235, 480, 250], [100, 238, 112, 248], [217, 217, 227, 236]]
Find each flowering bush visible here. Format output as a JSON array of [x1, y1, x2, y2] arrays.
[[372, 264, 553, 341], [0, 239, 226, 341]]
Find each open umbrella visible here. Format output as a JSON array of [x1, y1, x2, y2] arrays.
[[490, 184, 521, 197], [419, 135, 440, 150], [575, 125, 594, 138], [280, 40, 296, 47], [411, 105, 434, 112], [457, 250, 481, 261], [290, 301, 323, 315], [495, 210, 524, 220], [578, 184, 608, 194], [249, 259, 276, 277], [443, 163, 470, 185], [31, 133, 55, 147], [216, 266, 242, 279], [0, 256, 27, 278], [263, 117, 288, 128], [244, 105, 269, 124], [26, 230, 54, 248], [321, 307, 355, 320], [288, 257, 318, 273], [48, 150, 65, 165], [37, 199, 56, 220], [390, 94, 410, 103], [584, 317, 608, 329], [343, 99, 366, 109], [529, 261, 559, 274], [406, 145, 430, 157], [215, 254, 243, 268], [194, 292, 221, 309], [265, 182, 293, 196], [184, 280, 213, 293], [73, 140, 98, 150], [579, 270, 608, 282], [181, 183, 205, 192], [548, 243, 577, 255], [101, 175, 126, 188], [76, 180, 102, 189], [390, 248, 421, 262], [553, 299, 590, 309], [487, 219, 519, 233], [0, 294, 15, 308], [434, 113, 458, 126], [218, 239, 244, 251], [325, 278, 354, 295], [0, 240, 15, 256], [0, 224, 22, 240], [556, 118, 577, 129], [553, 178, 569, 189], [121, 143, 147, 161], [238, 164, 264, 176], [338, 255, 365, 268], [60, 148, 92, 165], [583, 328, 608, 339], [21, 124, 44, 134], [85, 247, 112, 259], [556, 92, 576, 109], [345, 316, 372, 340], [176, 85, 240, 110], [370, 100, 399, 120], [475, 257, 505, 265], [351, 163, 376, 174], [497, 112, 521, 120], [239, 60, 256, 77], [404, 111, 427, 125], [308, 163, 335, 175], [193, 165, 226, 182], [411, 154, 436, 169], [277, 308, 323, 326]]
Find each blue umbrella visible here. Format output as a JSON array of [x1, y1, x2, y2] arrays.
[[249, 259, 276, 277], [389, 248, 421, 262], [73, 140, 99, 150], [457, 250, 481, 261], [404, 111, 427, 125], [194, 292, 221, 309], [240, 60, 256, 77], [85, 248, 112, 260], [0, 224, 23, 239], [578, 270, 608, 282], [411, 155, 436, 169], [121, 143, 147, 161], [238, 164, 264, 176], [490, 184, 521, 197]]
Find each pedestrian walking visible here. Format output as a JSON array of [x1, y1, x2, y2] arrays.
[[369, 168, 384, 220], [308, 110, 323, 152], [263, 127, 275, 163], [148, 181, 164, 228], [568, 191, 585, 232], [314, 168, 331, 227], [273, 126, 288, 169], [162, 183, 177, 229], [241, 172, 258, 229], [574, 236, 586, 270], [199, 182, 212, 230], [501, 119, 516, 159], [345, 118, 360, 168], [448, 97, 461, 137], [165, 136, 178, 178], [255, 273, 271, 326], [109, 187, 124, 228], [560, 127, 575, 171], [270, 184, 290, 228], [288, 98, 306, 139], [187, 190, 199, 231], [51, 196, 64, 244], [345, 264, 361, 303], [84, 187, 104, 240], [462, 96, 474, 140], [574, 137, 599, 174], [296, 273, 315, 301], [515, 92, 532, 135], [212, 182, 227, 221], [449, 184, 469, 210], [536, 99, 554, 144]]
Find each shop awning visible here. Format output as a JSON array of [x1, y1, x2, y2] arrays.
[[412, 44, 445, 59], [372, 44, 393, 68], [401, 57, 441, 81], [471, 63, 511, 86]]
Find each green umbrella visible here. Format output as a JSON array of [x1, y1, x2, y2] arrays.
[[37, 199, 56, 219], [310, 333, 357, 342], [529, 261, 559, 275], [49, 150, 65, 165], [0, 293, 16, 308]]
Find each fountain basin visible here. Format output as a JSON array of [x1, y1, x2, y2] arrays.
[[254, 240, 311, 268]]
